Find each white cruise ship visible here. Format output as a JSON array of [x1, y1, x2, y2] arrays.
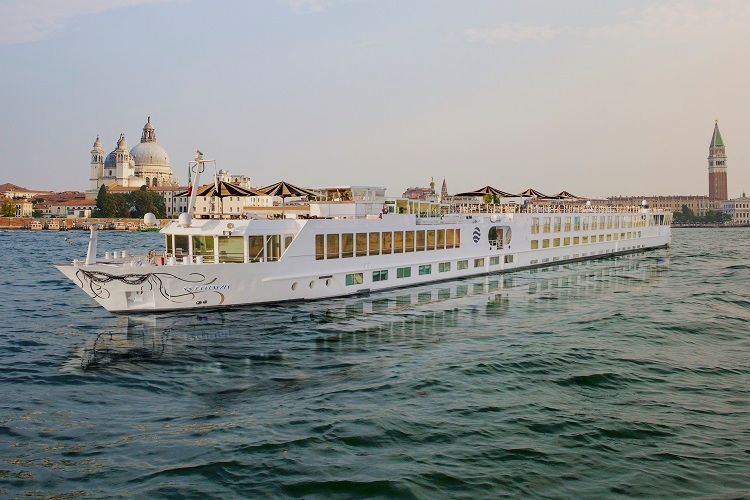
[[56, 159, 672, 313]]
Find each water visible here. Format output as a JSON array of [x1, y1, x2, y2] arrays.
[[1, 228, 749, 498]]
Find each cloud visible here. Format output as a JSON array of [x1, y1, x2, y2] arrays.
[[281, 0, 329, 14], [590, 0, 750, 42], [0, 0, 176, 45], [465, 24, 563, 44]]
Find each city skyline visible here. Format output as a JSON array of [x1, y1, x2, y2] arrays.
[[1, 0, 749, 198]]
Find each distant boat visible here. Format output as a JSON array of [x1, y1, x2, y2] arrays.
[[29, 220, 43, 230], [126, 222, 137, 231], [113, 221, 126, 231], [138, 223, 161, 232], [44, 220, 60, 230]]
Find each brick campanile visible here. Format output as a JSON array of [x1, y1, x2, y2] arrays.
[[708, 120, 728, 201]]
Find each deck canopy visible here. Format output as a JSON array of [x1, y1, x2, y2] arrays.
[[515, 188, 550, 199], [176, 180, 264, 198], [258, 181, 319, 213], [453, 185, 516, 198], [549, 190, 582, 200]]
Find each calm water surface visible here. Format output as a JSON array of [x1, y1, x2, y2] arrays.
[[1, 228, 749, 498]]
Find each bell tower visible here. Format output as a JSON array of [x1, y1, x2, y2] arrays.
[[88, 135, 104, 198], [708, 120, 728, 201]]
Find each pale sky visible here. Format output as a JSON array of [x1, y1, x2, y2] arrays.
[[1, 0, 749, 198]]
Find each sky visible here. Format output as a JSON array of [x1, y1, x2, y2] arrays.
[[1, 0, 749, 198]]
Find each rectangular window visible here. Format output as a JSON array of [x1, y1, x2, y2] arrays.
[[192, 235, 215, 263], [531, 218, 540, 234], [372, 270, 388, 282], [439, 262, 451, 272], [573, 236, 580, 245], [614, 233, 619, 240], [437, 229, 445, 249], [554, 217, 562, 232], [607, 216, 612, 229], [531, 240, 539, 249], [327, 234, 339, 259], [628, 232, 632, 239], [426, 230, 436, 250], [405, 231, 415, 252], [416, 230, 426, 251], [342, 233, 354, 258], [446, 229, 454, 248], [174, 234, 188, 257], [249, 235, 264, 262], [393, 231, 404, 253], [600, 216, 606, 229], [563, 237, 570, 246], [218, 236, 244, 263], [455, 229, 461, 248], [457, 260, 468, 270], [345, 273, 363, 286], [418, 264, 432, 275], [397, 266, 411, 278], [490, 256, 500, 265], [614, 217, 620, 229], [504, 255, 514, 263], [356, 233, 367, 257], [574, 216, 580, 231], [553, 238, 561, 247], [543, 239, 550, 248], [599, 235, 604, 242], [474, 258, 485, 268], [266, 235, 281, 262], [582, 217, 589, 230], [606, 234, 612, 241], [591, 217, 598, 230], [543, 217, 551, 233], [381, 231, 392, 255], [369, 232, 380, 256], [564, 217, 571, 231]]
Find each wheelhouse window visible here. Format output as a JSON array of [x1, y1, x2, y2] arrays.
[[249, 235, 265, 262], [192, 235, 215, 263], [218, 236, 244, 263]]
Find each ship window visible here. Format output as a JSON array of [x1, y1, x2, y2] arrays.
[[607, 216, 613, 229], [554, 217, 561, 232], [490, 256, 500, 265], [397, 266, 411, 278], [356, 233, 367, 257], [564, 217, 571, 231], [382, 232, 392, 254], [342, 233, 354, 258], [591, 218, 598, 230], [582, 217, 589, 230], [405, 231, 415, 252], [543, 217, 551, 232], [426, 230, 436, 250], [437, 229, 445, 249], [345, 273, 363, 286], [614, 216, 620, 229], [439, 262, 451, 272], [166, 235, 174, 255], [369, 232, 380, 256], [455, 229, 461, 248], [600, 216, 606, 228], [563, 237, 570, 246], [504, 255, 514, 263], [614, 233, 619, 240], [372, 270, 388, 282], [266, 235, 281, 262], [446, 229, 454, 248], [218, 236, 244, 263], [543, 239, 550, 248], [327, 234, 339, 259], [418, 264, 432, 275], [416, 230, 426, 251], [531, 218, 540, 234], [573, 237, 580, 245], [192, 235, 215, 263], [474, 258, 484, 268], [315, 234, 325, 260], [284, 235, 293, 253], [599, 235, 605, 242], [628, 232, 632, 239], [574, 216, 580, 231], [605, 234, 611, 241], [457, 260, 468, 270], [531, 240, 539, 249], [553, 238, 560, 247], [393, 231, 404, 253], [249, 235, 265, 262]]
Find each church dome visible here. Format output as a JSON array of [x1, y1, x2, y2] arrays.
[[130, 141, 170, 167], [130, 117, 170, 167]]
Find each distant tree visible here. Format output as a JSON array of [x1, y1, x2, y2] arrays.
[[128, 189, 165, 218], [93, 185, 130, 218], [1, 198, 15, 217], [483, 193, 493, 205], [32, 209, 44, 218]]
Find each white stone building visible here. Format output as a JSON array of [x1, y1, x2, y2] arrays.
[[721, 194, 750, 225]]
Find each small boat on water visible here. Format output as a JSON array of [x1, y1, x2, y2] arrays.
[[55, 153, 673, 313], [126, 222, 137, 231], [138, 223, 161, 232], [29, 220, 43, 230], [113, 221, 127, 230], [45, 220, 60, 230]]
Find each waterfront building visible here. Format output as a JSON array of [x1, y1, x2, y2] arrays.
[[402, 178, 439, 202], [0, 183, 52, 200], [721, 194, 750, 225], [87, 118, 178, 199]]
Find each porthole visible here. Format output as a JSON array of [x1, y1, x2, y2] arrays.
[[325, 279, 331, 286], [291, 282, 298, 291], [309, 281, 315, 289]]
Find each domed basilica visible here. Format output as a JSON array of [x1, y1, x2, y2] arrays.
[[87, 117, 178, 199]]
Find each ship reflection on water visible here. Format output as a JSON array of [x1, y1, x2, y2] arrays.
[[77, 252, 669, 370]]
